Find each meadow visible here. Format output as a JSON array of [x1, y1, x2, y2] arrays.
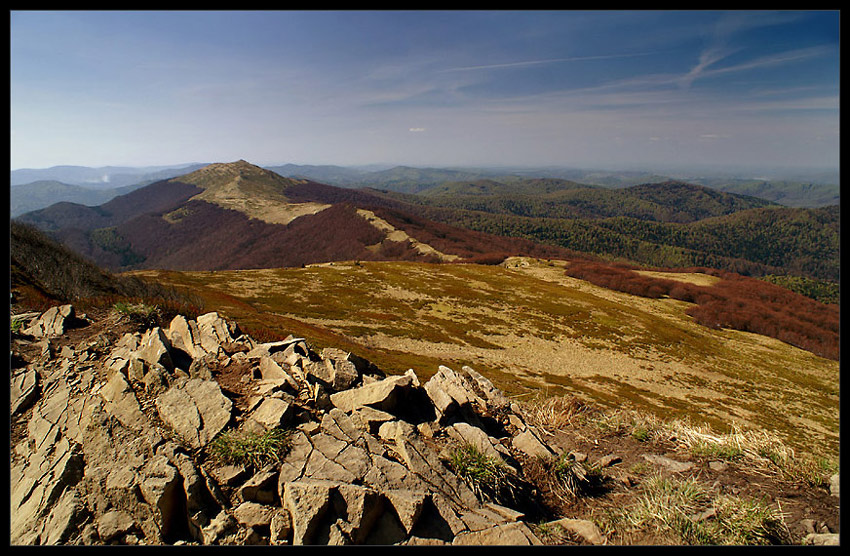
[[131, 258, 839, 459]]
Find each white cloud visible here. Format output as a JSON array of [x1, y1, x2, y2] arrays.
[[409, 127, 426, 132]]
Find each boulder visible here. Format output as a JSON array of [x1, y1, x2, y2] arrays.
[[329, 371, 417, 413], [23, 304, 76, 338], [196, 312, 236, 355], [246, 398, 294, 432]]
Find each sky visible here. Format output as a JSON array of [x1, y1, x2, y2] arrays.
[[10, 10, 840, 173]]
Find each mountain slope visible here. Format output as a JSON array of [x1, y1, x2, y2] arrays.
[[15, 160, 580, 272]]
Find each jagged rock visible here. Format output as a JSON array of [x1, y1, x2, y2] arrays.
[[246, 398, 294, 433], [384, 490, 428, 535], [333, 484, 385, 544], [283, 481, 334, 545], [597, 454, 621, 468], [329, 371, 418, 413], [829, 473, 839, 498], [240, 468, 279, 504], [155, 378, 232, 449], [642, 454, 694, 473], [136, 327, 174, 371], [246, 337, 305, 359], [23, 304, 76, 338], [446, 421, 506, 462], [202, 510, 238, 545], [319, 348, 362, 391], [232, 501, 276, 529], [270, 510, 292, 544], [511, 427, 556, 459], [257, 355, 300, 391], [41, 488, 88, 545], [139, 455, 186, 542], [196, 312, 237, 355], [168, 315, 204, 359], [11, 365, 38, 415], [100, 370, 149, 432]]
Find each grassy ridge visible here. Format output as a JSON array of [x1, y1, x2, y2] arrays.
[[130, 259, 839, 459]]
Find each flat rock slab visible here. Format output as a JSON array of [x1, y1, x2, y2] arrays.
[[642, 454, 694, 473], [155, 379, 232, 449]]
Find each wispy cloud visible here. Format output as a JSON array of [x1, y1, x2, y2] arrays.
[[440, 51, 659, 73]]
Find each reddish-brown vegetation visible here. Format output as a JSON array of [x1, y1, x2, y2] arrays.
[[565, 261, 839, 361]]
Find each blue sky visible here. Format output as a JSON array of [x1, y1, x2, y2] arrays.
[[10, 10, 840, 172]]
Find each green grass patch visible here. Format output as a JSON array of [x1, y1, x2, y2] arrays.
[[207, 428, 292, 469]]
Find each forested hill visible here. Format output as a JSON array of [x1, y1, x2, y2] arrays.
[[403, 180, 777, 224]]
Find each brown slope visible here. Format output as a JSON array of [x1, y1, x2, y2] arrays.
[[17, 160, 585, 272], [112, 200, 441, 271], [284, 179, 587, 262], [15, 179, 203, 231]]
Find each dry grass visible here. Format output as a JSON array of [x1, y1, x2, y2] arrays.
[[127, 258, 839, 460]]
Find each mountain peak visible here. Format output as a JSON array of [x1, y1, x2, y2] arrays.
[[169, 160, 327, 225], [174, 160, 278, 186]]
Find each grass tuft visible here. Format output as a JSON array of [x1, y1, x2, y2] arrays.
[[447, 443, 525, 506], [603, 474, 792, 545], [207, 428, 292, 469]]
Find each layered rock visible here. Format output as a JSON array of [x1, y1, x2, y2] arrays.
[[10, 305, 563, 546]]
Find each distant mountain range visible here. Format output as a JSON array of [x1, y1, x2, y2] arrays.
[[14, 161, 839, 292], [10, 161, 838, 219]]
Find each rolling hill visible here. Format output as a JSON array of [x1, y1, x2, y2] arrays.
[[15, 160, 579, 272], [130, 258, 839, 459]]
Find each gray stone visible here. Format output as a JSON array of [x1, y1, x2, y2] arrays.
[[547, 517, 607, 545], [24, 304, 75, 338], [136, 327, 174, 370], [247, 397, 294, 432], [96, 509, 137, 542], [233, 501, 276, 529], [452, 521, 542, 545], [512, 427, 557, 459], [100, 370, 149, 432], [446, 422, 505, 462], [329, 372, 416, 413], [802, 533, 839, 546], [642, 454, 694, 473], [139, 455, 184, 541], [283, 480, 334, 545], [156, 378, 232, 449], [240, 468, 279, 504], [11, 366, 38, 415]]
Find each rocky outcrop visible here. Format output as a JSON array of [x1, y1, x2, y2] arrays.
[[10, 305, 557, 546]]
